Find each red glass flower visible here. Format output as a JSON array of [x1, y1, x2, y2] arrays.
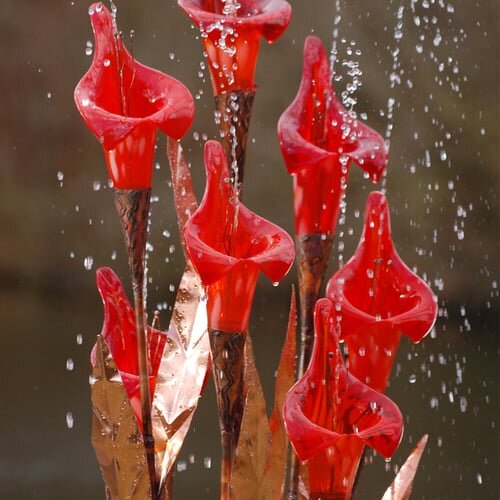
[[283, 299, 403, 498], [74, 3, 194, 189], [92, 267, 167, 429], [178, 0, 291, 95], [184, 140, 294, 332], [326, 191, 438, 392], [278, 35, 388, 236]]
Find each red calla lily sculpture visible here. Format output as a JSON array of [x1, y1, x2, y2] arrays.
[[326, 191, 438, 392], [184, 140, 294, 334], [93, 267, 167, 430], [75, 2, 194, 189], [178, 0, 291, 95], [284, 298, 404, 499], [184, 140, 294, 498], [278, 35, 387, 237]]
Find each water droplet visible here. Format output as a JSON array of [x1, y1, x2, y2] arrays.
[[409, 374, 417, 384], [84, 256, 94, 270], [459, 396, 467, 412], [66, 411, 74, 429], [204, 457, 212, 469], [66, 358, 74, 371], [177, 460, 187, 472]]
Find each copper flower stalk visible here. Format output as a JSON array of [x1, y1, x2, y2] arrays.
[[178, 0, 291, 189], [184, 141, 294, 498], [74, 4, 194, 497], [214, 90, 255, 188]]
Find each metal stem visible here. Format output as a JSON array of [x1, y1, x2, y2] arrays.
[[114, 188, 158, 499], [209, 329, 247, 500], [214, 90, 255, 191]]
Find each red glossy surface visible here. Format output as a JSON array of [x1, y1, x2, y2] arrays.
[[178, 0, 291, 94], [184, 140, 294, 331], [92, 267, 167, 428], [74, 3, 194, 188], [283, 299, 403, 498], [278, 36, 388, 235], [326, 192, 438, 392]]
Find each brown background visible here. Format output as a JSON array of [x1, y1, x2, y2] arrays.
[[0, 0, 498, 498]]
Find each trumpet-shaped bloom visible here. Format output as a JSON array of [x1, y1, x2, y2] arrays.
[[278, 36, 388, 236], [284, 299, 403, 498], [75, 3, 194, 188], [178, 0, 291, 95], [92, 267, 167, 427], [326, 191, 438, 392], [184, 140, 294, 332]]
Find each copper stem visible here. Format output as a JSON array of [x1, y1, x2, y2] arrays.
[[132, 286, 158, 499], [288, 233, 334, 499], [214, 90, 255, 191], [114, 188, 158, 499], [209, 329, 247, 500]]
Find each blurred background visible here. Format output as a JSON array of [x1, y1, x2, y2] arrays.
[[0, 0, 498, 498]]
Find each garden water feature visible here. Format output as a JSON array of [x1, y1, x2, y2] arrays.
[[0, 0, 497, 499]]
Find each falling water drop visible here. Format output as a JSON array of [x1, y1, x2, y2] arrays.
[[84, 256, 94, 270]]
